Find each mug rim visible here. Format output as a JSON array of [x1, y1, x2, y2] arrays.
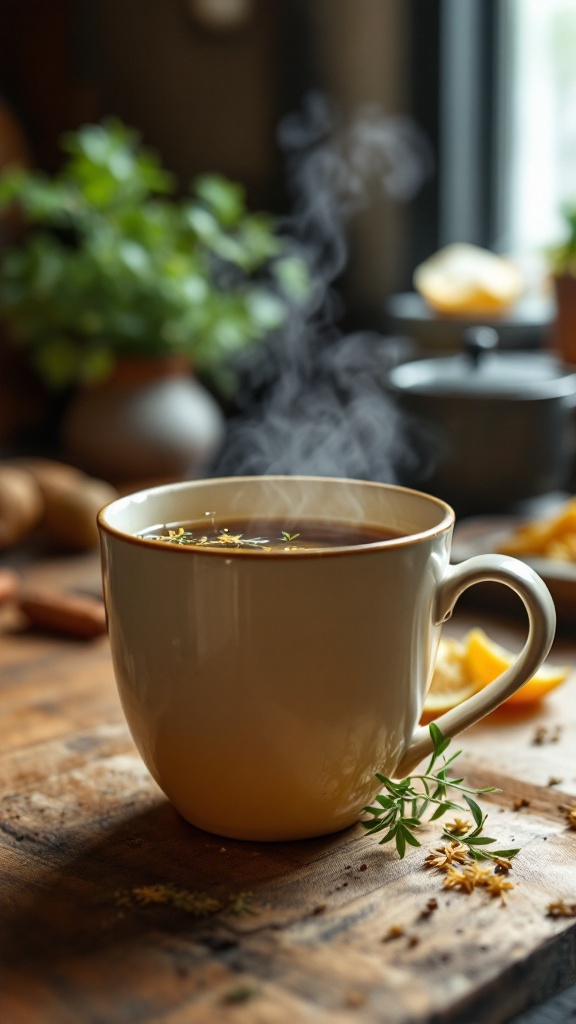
[[97, 475, 455, 557]]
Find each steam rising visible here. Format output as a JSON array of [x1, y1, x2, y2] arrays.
[[210, 94, 433, 483]]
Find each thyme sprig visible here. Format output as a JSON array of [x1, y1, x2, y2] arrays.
[[362, 722, 520, 862]]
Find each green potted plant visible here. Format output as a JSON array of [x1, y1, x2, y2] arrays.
[[0, 119, 309, 480], [548, 204, 576, 366]]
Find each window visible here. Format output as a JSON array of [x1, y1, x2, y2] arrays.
[[499, 0, 576, 283]]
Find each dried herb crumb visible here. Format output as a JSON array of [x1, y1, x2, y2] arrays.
[[125, 836, 144, 849], [512, 798, 531, 811], [113, 889, 132, 909], [533, 725, 562, 746], [132, 885, 171, 906], [383, 924, 404, 941], [493, 856, 513, 874], [227, 891, 259, 916], [312, 904, 327, 916], [419, 898, 439, 920], [408, 934, 420, 948], [548, 777, 563, 787], [115, 884, 223, 917], [547, 900, 576, 918], [559, 804, 576, 829], [344, 990, 367, 1008], [221, 984, 260, 1005]]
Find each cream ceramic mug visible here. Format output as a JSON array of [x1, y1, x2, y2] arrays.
[[98, 476, 556, 841]]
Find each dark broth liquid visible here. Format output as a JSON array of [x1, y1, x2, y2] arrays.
[[139, 516, 404, 551]]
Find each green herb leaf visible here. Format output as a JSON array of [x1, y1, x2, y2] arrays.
[[0, 119, 310, 393], [464, 795, 485, 828], [429, 721, 451, 757], [461, 835, 497, 846]]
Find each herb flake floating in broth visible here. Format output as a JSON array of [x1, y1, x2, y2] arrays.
[[139, 517, 403, 550], [142, 527, 303, 551]]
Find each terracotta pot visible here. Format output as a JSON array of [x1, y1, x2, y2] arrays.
[[61, 356, 226, 484], [552, 274, 576, 367]]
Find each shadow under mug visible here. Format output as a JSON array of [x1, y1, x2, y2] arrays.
[[98, 476, 556, 841]]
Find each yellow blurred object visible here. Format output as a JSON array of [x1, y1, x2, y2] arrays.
[[422, 628, 570, 720], [413, 243, 524, 316], [421, 637, 482, 721], [464, 628, 570, 705], [498, 497, 576, 562]]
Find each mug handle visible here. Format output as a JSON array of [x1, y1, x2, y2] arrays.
[[395, 554, 557, 777]]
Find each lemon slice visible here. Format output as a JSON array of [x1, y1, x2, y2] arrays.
[[413, 243, 524, 316], [464, 628, 570, 706], [498, 497, 576, 559], [421, 637, 479, 721], [423, 629, 570, 720]]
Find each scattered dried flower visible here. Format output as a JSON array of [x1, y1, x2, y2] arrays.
[[444, 817, 472, 836], [483, 875, 516, 900], [425, 842, 471, 869], [469, 863, 495, 886], [443, 862, 504, 895], [443, 865, 477, 894]]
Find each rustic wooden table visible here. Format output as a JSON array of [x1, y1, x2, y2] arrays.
[[1, 550, 576, 1024]]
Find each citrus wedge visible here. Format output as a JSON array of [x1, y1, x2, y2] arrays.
[[498, 497, 576, 559], [422, 629, 571, 721], [463, 628, 571, 706], [421, 637, 479, 722]]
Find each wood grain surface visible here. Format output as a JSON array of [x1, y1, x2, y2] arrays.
[[1, 551, 576, 1024]]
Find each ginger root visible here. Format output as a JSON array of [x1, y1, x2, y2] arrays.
[[2, 458, 118, 552]]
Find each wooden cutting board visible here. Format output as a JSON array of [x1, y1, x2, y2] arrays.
[[1, 552, 576, 1024]]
